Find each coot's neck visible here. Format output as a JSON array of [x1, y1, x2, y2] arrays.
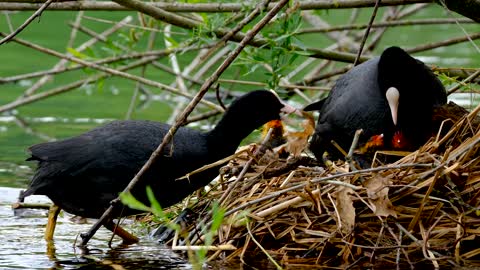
[[206, 112, 275, 156]]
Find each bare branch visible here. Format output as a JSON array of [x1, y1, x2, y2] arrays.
[[0, 0, 433, 12], [0, 0, 54, 45], [297, 18, 475, 34], [0, 33, 223, 112]]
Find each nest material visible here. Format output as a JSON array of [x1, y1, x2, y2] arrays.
[[170, 102, 480, 269]]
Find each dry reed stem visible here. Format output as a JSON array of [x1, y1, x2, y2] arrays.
[[2, 0, 479, 266], [170, 103, 480, 268]]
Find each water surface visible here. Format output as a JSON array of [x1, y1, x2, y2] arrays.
[[0, 187, 193, 270]]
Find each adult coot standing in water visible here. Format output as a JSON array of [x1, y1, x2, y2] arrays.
[[21, 90, 298, 243], [304, 46, 447, 164]]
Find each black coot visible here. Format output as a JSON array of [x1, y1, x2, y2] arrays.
[[304, 46, 447, 162], [22, 90, 297, 240]]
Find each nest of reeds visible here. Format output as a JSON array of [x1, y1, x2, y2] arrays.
[[164, 102, 480, 269]]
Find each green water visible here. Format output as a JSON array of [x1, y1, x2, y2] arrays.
[[1, 6, 479, 187]]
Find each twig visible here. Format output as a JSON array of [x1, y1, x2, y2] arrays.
[[364, 6, 401, 52], [81, 15, 169, 33], [126, 25, 157, 120], [0, 56, 159, 113], [0, 1, 432, 12], [255, 188, 313, 218], [165, 24, 189, 124], [387, 224, 414, 269], [297, 18, 476, 34], [66, 11, 83, 49], [1, 3, 367, 63], [303, 65, 351, 85], [3, 11, 14, 32], [221, 163, 431, 220], [79, 0, 291, 246], [0, 0, 55, 45], [353, 0, 381, 66], [218, 127, 274, 205], [11, 202, 51, 209], [447, 69, 480, 95], [218, 79, 331, 91], [0, 44, 209, 84], [347, 129, 363, 161], [0, 33, 223, 112], [327, 192, 343, 231], [406, 32, 480, 54], [169, 0, 269, 123], [246, 221, 283, 270], [183, 110, 222, 125], [407, 148, 451, 231], [111, 0, 199, 30], [67, 22, 127, 51]]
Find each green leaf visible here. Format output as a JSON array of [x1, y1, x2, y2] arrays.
[[252, 54, 265, 62], [164, 35, 179, 48], [288, 53, 299, 65], [119, 192, 151, 212], [66, 47, 89, 59], [129, 28, 139, 43], [146, 186, 164, 218], [210, 202, 225, 232], [96, 78, 104, 92]]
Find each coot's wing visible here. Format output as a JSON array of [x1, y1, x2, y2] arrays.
[[314, 58, 389, 150], [25, 121, 171, 195]]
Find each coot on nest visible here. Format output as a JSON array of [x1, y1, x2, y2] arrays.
[[304, 46, 447, 163], [22, 90, 297, 242]]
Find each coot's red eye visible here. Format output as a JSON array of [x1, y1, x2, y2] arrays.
[[392, 131, 408, 149]]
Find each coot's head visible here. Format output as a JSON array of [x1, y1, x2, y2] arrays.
[[226, 90, 296, 124], [377, 46, 446, 147], [210, 90, 297, 145], [377, 46, 447, 125], [377, 46, 419, 126]]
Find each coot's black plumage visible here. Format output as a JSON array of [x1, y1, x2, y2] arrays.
[[304, 46, 447, 162], [22, 90, 295, 225]]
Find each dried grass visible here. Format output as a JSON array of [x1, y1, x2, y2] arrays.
[[167, 102, 480, 269]]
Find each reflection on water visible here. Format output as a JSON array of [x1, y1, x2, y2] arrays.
[[0, 187, 193, 270], [0, 116, 113, 125]]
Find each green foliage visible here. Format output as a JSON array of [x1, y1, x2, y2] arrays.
[[436, 72, 477, 93], [190, 201, 226, 269], [67, 47, 90, 60], [146, 186, 164, 218], [237, 5, 304, 89], [120, 187, 228, 270], [119, 191, 151, 212], [120, 186, 171, 222]]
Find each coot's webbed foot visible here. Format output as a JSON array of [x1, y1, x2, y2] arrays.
[[151, 208, 197, 244]]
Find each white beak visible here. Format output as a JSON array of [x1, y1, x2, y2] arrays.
[[386, 87, 400, 126]]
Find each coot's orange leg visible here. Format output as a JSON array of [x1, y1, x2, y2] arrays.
[[104, 220, 139, 245], [45, 204, 61, 241]]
